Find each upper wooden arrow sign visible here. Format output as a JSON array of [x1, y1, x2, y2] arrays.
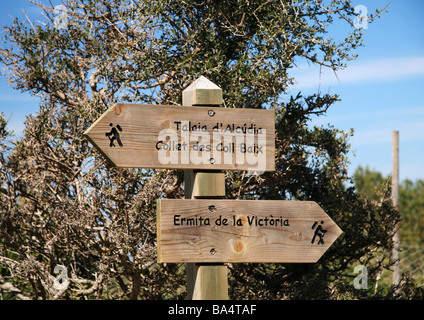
[[84, 103, 275, 172], [157, 199, 343, 263]]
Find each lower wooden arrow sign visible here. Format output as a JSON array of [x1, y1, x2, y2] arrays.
[[157, 199, 343, 263]]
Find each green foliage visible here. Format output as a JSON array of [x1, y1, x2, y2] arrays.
[[354, 165, 387, 201], [353, 166, 424, 294], [399, 179, 424, 246], [354, 166, 424, 247]]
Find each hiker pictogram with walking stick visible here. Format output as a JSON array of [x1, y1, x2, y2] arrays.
[[311, 221, 327, 245]]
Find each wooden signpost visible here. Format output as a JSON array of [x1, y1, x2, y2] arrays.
[[157, 199, 342, 263], [84, 103, 275, 172], [84, 76, 343, 300]]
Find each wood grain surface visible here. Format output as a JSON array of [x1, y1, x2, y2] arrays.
[[157, 199, 343, 263], [84, 103, 275, 171]]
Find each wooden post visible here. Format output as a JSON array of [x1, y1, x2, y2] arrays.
[[183, 76, 228, 300], [392, 130, 400, 286]]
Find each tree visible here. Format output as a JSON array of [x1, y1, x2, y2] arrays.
[[354, 166, 424, 247], [354, 166, 424, 288], [353, 166, 387, 201], [1, 0, 421, 299], [399, 179, 424, 246]]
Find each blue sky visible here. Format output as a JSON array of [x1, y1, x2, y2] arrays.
[[290, 0, 424, 182], [1, 0, 423, 182]]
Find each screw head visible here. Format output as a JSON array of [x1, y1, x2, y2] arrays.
[[210, 158, 215, 164], [210, 248, 216, 255], [208, 110, 215, 117]]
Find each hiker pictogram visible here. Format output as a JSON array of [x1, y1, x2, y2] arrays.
[[311, 221, 327, 245], [106, 123, 123, 147]]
